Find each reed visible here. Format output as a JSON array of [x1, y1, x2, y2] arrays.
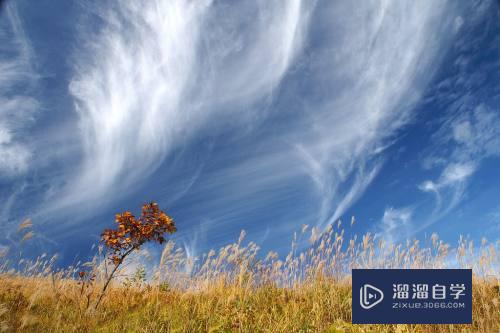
[[0, 216, 498, 332]]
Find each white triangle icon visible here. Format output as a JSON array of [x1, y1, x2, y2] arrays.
[[360, 284, 384, 309]]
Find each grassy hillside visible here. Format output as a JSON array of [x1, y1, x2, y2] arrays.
[[0, 275, 498, 332], [1, 221, 498, 332]]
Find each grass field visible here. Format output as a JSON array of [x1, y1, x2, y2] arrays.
[[1, 222, 498, 332]]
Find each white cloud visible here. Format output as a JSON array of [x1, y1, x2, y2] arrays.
[[419, 180, 438, 193], [453, 16, 464, 33], [287, 0, 459, 229], [420, 162, 476, 193], [185, 0, 461, 236], [452, 120, 472, 143], [441, 162, 476, 184], [418, 105, 500, 229], [409, 0, 499, 232], [0, 141, 31, 176], [377, 207, 413, 244], [0, 3, 38, 178], [61, 0, 314, 212], [41, 0, 466, 242]]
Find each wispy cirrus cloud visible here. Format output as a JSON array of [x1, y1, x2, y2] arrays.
[[373, 0, 499, 235], [0, 3, 38, 178], [283, 0, 461, 230], [416, 0, 499, 228], [419, 105, 500, 228], [62, 0, 313, 213], [44, 0, 470, 251], [0, 2, 42, 254]]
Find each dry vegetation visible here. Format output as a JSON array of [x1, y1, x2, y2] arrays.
[[0, 206, 498, 332]]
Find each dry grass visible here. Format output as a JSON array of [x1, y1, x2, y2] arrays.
[[1, 222, 498, 332]]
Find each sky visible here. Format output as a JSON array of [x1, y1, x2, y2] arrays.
[[0, 0, 499, 265]]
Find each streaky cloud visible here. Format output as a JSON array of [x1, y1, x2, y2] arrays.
[[288, 0, 460, 229], [49, 0, 470, 251], [0, 2, 38, 178], [417, 105, 500, 231], [64, 0, 313, 213]]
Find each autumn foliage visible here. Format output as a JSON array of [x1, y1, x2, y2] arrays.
[[101, 202, 176, 266], [93, 202, 176, 309]]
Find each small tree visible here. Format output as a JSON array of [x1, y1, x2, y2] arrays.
[[94, 202, 176, 309]]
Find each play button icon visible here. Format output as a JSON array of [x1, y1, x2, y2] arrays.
[[360, 284, 384, 309]]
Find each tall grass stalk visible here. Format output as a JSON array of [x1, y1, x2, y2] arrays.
[[0, 221, 498, 332]]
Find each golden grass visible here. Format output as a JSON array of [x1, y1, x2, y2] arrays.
[[1, 223, 499, 332]]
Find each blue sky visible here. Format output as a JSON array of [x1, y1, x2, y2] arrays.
[[0, 0, 499, 265]]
